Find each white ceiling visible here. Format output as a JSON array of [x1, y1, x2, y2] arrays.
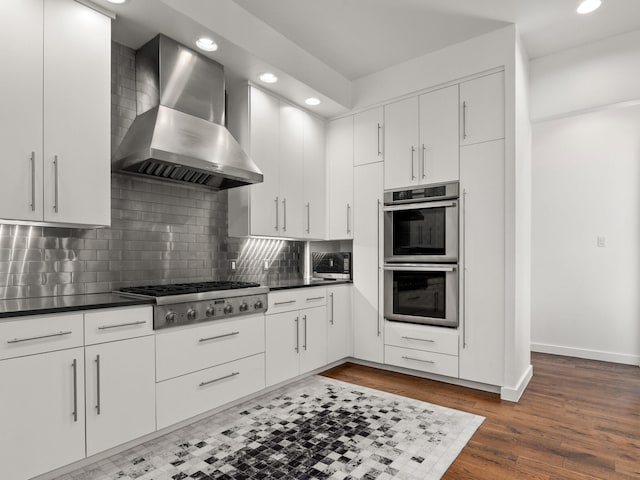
[[92, 0, 640, 117]]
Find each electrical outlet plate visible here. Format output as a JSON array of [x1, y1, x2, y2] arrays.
[[230, 259, 237, 271], [264, 259, 270, 271], [597, 236, 606, 248]]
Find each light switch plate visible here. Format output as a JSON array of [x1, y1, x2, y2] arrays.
[[597, 236, 606, 247], [264, 259, 270, 271], [230, 259, 237, 271]]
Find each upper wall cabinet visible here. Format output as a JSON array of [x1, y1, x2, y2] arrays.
[[228, 85, 326, 239], [384, 85, 459, 190], [354, 107, 383, 166], [0, 0, 111, 227], [326, 116, 354, 240], [460, 71, 505, 146]]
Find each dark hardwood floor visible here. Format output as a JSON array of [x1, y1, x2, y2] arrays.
[[321, 353, 640, 479]]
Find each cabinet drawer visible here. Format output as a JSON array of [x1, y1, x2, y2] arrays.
[[385, 345, 458, 378], [0, 313, 83, 360], [385, 321, 458, 356], [84, 306, 153, 345], [155, 314, 265, 381], [156, 353, 265, 430], [268, 288, 327, 313]]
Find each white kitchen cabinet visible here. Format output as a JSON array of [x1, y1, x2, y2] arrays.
[[327, 284, 353, 363], [459, 139, 505, 386], [353, 162, 384, 363], [460, 71, 505, 146], [279, 103, 305, 238], [299, 306, 328, 374], [0, 0, 110, 227], [354, 107, 383, 166], [85, 335, 156, 457], [303, 113, 327, 239], [327, 116, 354, 239], [0, 347, 86, 480], [384, 86, 458, 189]]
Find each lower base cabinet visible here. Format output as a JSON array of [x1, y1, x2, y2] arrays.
[[327, 284, 353, 363], [0, 347, 86, 480]]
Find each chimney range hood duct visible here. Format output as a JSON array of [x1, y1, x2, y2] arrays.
[[113, 34, 262, 190]]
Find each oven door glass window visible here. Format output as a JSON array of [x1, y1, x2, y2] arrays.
[[392, 207, 446, 256], [393, 270, 446, 319]]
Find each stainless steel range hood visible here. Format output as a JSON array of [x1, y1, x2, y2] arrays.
[[113, 35, 263, 189]]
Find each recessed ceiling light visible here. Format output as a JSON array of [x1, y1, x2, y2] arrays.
[[195, 37, 218, 52], [106, 0, 127, 3], [577, 0, 602, 14], [305, 97, 321, 106], [259, 73, 278, 84]]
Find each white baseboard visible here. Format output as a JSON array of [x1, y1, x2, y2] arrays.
[[500, 364, 533, 402], [531, 342, 640, 366]]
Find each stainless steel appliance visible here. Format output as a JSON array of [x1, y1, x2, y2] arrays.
[[115, 281, 268, 330], [312, 252, 352, 280], [113, 35, 263, 190], [384, 263, 458, 327], [384, 182, 458, 263]]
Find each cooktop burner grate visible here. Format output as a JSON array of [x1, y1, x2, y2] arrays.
[[118, 281, 261, 297]]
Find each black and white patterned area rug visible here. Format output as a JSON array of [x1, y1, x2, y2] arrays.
[[55, 376, 484, 480]]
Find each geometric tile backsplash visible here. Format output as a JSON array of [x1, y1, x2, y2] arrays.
[[0, 42, 302, 299]]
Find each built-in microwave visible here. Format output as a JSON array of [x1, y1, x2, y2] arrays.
[[384, 263, 458, 328], [312, 251, 352, 280], [384, 182, 458, 263]]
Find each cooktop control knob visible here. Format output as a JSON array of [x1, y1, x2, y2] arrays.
[[205, 306, 215, 317], [254, 300, 264, 310], [186, 309, 197, 321], [223, 304, 233, 314], [165, 312, 177, 323], [239, 302, 248, 312]]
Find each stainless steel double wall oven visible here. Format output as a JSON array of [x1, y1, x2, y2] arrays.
[[383, 182, 459, 328]]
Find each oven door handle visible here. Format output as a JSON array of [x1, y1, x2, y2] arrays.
[[383, 263, 456, 272], [383, 201, 457, 212]]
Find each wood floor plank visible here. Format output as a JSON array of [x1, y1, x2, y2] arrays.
[[321, 353, 640, 479]]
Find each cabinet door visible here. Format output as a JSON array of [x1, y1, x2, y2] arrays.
[[299, 306, 328, 374], [419, 85, 459, 184], [0, 347, 85, 480], [354, 107, 383, 166], [459, 140, 505, 386], [353, 163, 384, 363], [249, 87, 281, 236], [265, 311, 300, 386], [43, 0, 110, 226], [85, 336, 156, 457], [327, 116, 354, 239], [384, 97, 419, 189], [460, 72, 505, 146], [0, 0, 44, 222], [327, 285, 353, 363], [279, 103, 305, 238], [303, 113, 326, 239]]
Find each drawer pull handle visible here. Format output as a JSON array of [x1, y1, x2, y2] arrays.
[[401, 336, 435, 343], [402, 356, 435, 365], [71, 359, 78, 422], [95, 355, 101, 415], [98, 320, 147, 330], [199, 371, 239, 387], [199, 331, 240, 343], [274, 300, 296, 306], [306, 296, 324, 301], [7, 330, 72, 344]]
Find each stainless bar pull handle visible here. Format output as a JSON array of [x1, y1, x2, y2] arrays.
[[306, 296, 324, 301], [30, 152, 36, 211], [95, 355, 101, 415], [274, 300, 296, 306], [274, 197, 279, 231], [306, 202, 311, 234], [98, 320, 147, 330], [347, 204, 351, 235], [53, 155, 59, 213], [462, 101, 468, 140], [377, 198, 381, 337], [71, 359, 78, 422], [402, 356, 435, 365], [401, 336, 435, 343], [411, 146, 416, 180], [199, 331, 240, 343], [199, 371, 239, 387], [422, 144, 427, 179], [282, 198, 287, 232], [302, 314, 307, 351], [329, 292, 334, 325], [462, 188, 468, 349], [294, 316, 299, 352], [7, 330, 72, 344], [377, 123, 382, 156]]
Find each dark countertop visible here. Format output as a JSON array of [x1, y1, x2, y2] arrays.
[[0, 293, 154, 320], [266, 278, 352, 291]]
